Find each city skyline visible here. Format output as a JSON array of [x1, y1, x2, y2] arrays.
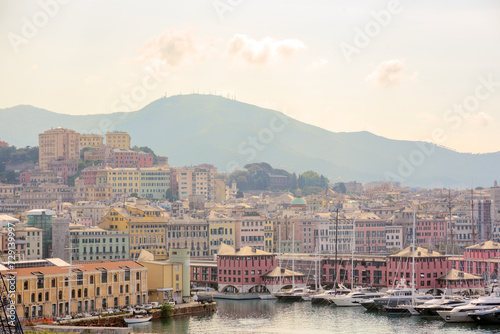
[[1, 0, 500, 154]]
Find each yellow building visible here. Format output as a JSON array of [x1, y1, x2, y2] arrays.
[[99, 199, 167, 258], [4, 260, 147, 319], [79, 134, 104, 150], [39, 127, 80, 170], [264, 220, 275, 253], [138, 249, 185, 304], [208, 211, 236, 256], [107, 167, 171, 200], [84, 184, 112, 202], [106, 131, 131, 149]]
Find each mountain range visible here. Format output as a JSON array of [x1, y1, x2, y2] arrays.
[[1, 94, 498, 188]]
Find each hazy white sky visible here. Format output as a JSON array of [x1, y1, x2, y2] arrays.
[[1, 0, 499, 153]]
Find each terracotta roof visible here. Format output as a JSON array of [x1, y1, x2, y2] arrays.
[[467, 240, 500, 250], [3, 260, 143, 277], [437, 269, 483, 281], [262, 266, 304, 278], [390, 246, 446, 258], [217, 243, 272, 256]]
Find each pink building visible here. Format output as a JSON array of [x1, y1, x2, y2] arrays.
[[20, 171, 31, 185], [453, 240, 500, 278], [0, 141, 8, 147], [111, 149, 154, 168], [322, 255, 387, 288], [416, 217, 447, 247], [137, 152, 154, 168], [47, 160, 78, 184], [387, 246, 450, 291], [217, 243, 277, 293], [355, 219, 387, 253]]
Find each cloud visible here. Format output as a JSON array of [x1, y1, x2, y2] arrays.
[[306, 58, 328, 71], [465, 112, 493, 127], [226, 34, 306, 67], [138, 29, 215, 68], [86, 75, 101, 84], [365, 59, 417, 87]]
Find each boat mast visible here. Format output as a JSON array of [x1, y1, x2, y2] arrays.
[[351, 217, 355, 289], [412, 206, 416, 306], [292, 219, 295, 289], [335, 208, 339, 293], [279, 219, 282, 290]]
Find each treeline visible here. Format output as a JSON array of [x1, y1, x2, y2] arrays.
[[0, 146, 38, 165], [228, 162, 329, 196], [0, 146, 39, 184]]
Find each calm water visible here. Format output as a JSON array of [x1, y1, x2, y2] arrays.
[[129, 300, 500, 334]]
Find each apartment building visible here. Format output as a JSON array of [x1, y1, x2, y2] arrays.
[[175, 164, 216, 201], [106, 131, 131, 149], [39, 128, 80, 170], [5, 260, 147, 319], [79, 134, 104, 150]]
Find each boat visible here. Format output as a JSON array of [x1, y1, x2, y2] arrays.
[[437, 296, 500, 323], [275, 287, 310, 302], [372, 282, 434, 311], [469, 305, 500, 324], [360, 299, 378, 311], [311, 289, 348, 305], [259, 294, 277, 300], [413, 296, 469, 317], [124, 315, 152, 324], [331, 289, 385, 307]]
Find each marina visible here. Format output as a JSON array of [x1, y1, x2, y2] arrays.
[[128, 299, 500, 333]]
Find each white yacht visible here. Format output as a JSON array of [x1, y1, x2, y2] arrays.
[[274, 287, 310, 302], [331, 289, 385, 307], [437, 296, 500, 323]]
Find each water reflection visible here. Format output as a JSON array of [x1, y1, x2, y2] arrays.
[[131, 300, 500, 334]]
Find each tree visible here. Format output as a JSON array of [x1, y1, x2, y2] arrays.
[[165, 188, 179, 202], [236, 191, 244, 198], [1, 170, 18, 184], [298, 175, 305, 189], [332, 183, 346, 194], [132, 146, 158, 164], [160, 303, 174, 318], [287, 172, 298, 190]]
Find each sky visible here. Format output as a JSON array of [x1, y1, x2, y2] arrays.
[[1, 0, 500, 153]]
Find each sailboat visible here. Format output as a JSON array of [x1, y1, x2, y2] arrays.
[[274, 219, 308, 302], [384, 207, 425, 315]]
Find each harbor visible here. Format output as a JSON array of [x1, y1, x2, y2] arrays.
[[120, 299, 500, 334]]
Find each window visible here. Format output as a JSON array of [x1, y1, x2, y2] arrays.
[[51, 279, 56, 287], [90, 275, 94, 284], [24, 281, 29, 290], [108, 286, 112, 295], [96, 287, 100, 296]]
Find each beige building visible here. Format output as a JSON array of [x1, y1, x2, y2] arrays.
[[176, 164, 217, 201], [106, 131, 131, 149], [39, 128, 80, 170], [13, 226, 43, 260], [5, 259, 147, 320], [79, 134, 104, 151]]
